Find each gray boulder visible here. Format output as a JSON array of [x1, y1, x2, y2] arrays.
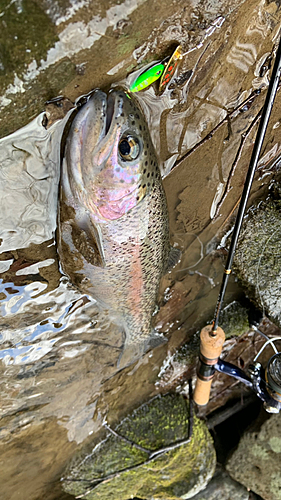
[[189, 467, 249, 500], [227, 413, 281, 500]]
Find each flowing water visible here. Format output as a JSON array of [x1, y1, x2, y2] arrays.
[[1, 0, 281, 498]]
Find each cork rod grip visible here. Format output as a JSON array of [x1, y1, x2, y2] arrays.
[[193, 378, 213, 407], [193, 325, 225, 407]]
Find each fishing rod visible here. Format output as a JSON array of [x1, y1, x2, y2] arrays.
[[193, 35, 281, 412]]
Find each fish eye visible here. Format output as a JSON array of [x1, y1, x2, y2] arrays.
[[118, 135, 140, 161]]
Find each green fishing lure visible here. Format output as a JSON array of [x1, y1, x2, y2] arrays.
[[129, 62, 165, 92]]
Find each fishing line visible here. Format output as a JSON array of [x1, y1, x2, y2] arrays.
[[254, 337, 281, 362], [175, 232, 204, 271], [251, 326, 270, 341]]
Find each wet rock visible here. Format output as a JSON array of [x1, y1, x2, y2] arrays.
[[0, 0, 190, 137], [62, 393, 216, 500], [2, 0, 281, 143], [227, 413, 281, 500], [43, 97, 74, 128], [189, 467, 249, 500], [156, 333, 200, 391], [234, 194, 281, 328]]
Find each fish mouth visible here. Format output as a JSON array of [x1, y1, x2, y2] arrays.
[[105, 92, 115, 135], [94, 89, 127, 139]]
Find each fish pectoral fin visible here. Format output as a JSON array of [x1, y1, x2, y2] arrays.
[[166, 246, 181, 271], [71, 212, 105, 268]]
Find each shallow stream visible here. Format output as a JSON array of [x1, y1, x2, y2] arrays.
[[1, 0, 281, 498]]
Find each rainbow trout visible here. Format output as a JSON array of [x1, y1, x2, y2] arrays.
[[58, 90, 174, 355]]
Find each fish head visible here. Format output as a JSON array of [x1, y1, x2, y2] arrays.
[[65, 89, 159, 222]]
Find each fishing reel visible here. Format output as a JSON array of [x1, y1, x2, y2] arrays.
[[194, 325, 281, 413], [249, 352, 281, 413]]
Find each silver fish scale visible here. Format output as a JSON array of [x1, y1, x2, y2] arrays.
[[84, 179, 170, 343]]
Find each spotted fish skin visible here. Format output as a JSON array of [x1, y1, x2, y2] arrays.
[[58, 90, 170, 347]]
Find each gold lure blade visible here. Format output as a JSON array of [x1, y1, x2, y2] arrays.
[[159, 45, 183, 92]]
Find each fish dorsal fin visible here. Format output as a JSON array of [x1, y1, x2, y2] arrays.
[[166, 246, 181, 271]]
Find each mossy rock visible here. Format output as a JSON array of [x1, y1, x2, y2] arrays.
[[234, 197, 281, 328], [219, 301, 249, 339], [62, 393, 216, 500]]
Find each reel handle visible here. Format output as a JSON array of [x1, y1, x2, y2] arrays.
[[193, 325, 225, 406]]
